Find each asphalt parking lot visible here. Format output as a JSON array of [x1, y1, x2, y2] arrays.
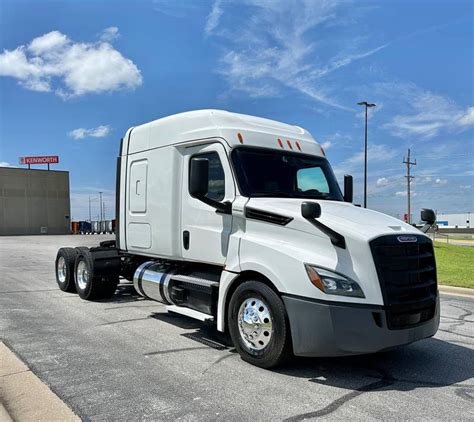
[[1, 235, 473, 420]]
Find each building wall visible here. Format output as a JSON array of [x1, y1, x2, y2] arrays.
[[437, 212, 472, 228], [0, 168, 70, 235]]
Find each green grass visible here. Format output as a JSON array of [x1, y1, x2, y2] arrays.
[[434, 242, 474, 288]]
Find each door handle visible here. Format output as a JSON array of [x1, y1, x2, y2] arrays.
[[183, 231, 190, 250]]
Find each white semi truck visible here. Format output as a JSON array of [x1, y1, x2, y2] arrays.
[[55, 110, 439, 368]]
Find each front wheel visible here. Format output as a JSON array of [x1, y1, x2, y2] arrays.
[[228, 281, 292, 368]]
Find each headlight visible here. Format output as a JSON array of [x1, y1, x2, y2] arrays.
[[304, 264, 365, 298]]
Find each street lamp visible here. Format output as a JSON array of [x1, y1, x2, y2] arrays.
[[357, 101, 376, 208], [99, 191, 103, 221], [88, 196, 98, 222]]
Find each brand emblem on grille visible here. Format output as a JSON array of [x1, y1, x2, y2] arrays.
[[397, 235, 418, 243]]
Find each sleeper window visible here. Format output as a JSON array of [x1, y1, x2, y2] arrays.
[[191, 152, 225, 201]]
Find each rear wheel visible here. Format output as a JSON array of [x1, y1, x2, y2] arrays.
[[74, 250, 118, 300], [55, 248, 77, 292], [228, 281, 291, 368]]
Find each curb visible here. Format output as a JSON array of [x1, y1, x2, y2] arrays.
[[0, 404, 13, 422], [439, 285, 474, 298], [0, 342, 79, 421]]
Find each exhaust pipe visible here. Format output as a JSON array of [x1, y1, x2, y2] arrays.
[[133, 261, 177, 304]]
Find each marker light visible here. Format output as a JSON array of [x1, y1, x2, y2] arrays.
[[304, 264, 365, 298], [277, 138, 284, 148], [237, 133, 244, 144], [286, 140, 293, 150], [295, 141, 302, 151]]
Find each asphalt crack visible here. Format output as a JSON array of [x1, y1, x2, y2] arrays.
[[284, 368, 395, 421], [144, 346, 210, 356]]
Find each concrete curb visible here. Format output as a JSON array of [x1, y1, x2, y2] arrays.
[[0, 342, 79, 421], [0, 403, 13, 422], [439, 285, 474, 298]]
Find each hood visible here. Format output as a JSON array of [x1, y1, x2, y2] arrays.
[[245, 197, 425, 242]]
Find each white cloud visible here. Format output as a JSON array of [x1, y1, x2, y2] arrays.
[[345, 143, 398, 166], [321, 141, 332, 150], [68, 125, 111, 139], [206, 0, 386, 110], [333, 143, 398, 178], [395, 191, 417, 197], [28, 30, 69, 55], [0, 161, 15, 167], [376, 177, 388, 187], [457, 106, 474, 127], [153, 0, 201, 18], [0, 29, 142, 97], [204, 0, 223, 37], [434, 178, 448, 187], [100, 27, 120, 42], [376, 83, 473, 139]]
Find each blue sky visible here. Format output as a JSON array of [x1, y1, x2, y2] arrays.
[[0, 0, 472, 221]]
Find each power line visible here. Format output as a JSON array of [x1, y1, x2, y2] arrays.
[[403, 149, 416, 224]]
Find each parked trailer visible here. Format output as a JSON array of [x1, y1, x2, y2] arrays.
[[79, 221, 92, 234], [71, 221, 79, 234], [106, 220, 113, 234], [55, 110, 439, 368], [91, 221, 100, 234]]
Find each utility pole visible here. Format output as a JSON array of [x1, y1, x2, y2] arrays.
[[403, 149, 416, 224], [88, 196, 98, 222], [357, 101, 376, 208], [99, 191, 103, 221]]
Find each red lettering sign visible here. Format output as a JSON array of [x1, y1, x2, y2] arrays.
[[19, 156, 59, 165]]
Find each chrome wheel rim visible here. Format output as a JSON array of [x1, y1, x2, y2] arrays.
[[76, 260, 89, 290], [57, 256, 67, 283], [237, 297, 273, 351]]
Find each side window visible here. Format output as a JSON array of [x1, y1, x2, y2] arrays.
[[297, 166, 330, 194], [191, 152, 225, 201]]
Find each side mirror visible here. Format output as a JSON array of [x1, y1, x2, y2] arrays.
[[189, 157, 209, 198], [344, 174, 353, 203], [421, 208, 436, 225], [301, 201, 346, 249], [301, 202, 321, 219]]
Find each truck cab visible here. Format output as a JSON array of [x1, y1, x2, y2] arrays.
[[56, 110, 439, 368]]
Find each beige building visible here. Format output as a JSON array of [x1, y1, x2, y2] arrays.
[[0, 167, 70, 235]]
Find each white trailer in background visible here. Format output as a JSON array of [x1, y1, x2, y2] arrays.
[[55, 110, 439, 368]]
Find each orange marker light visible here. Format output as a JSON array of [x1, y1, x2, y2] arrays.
[[277, 138, 284, 148], [237, 133, 244, 144], [304, 265, 325, 293], [295, 141, 301, 151], [286, 140, 293, 150]]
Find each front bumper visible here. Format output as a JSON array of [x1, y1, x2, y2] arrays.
[[282, 295, 440, 357]]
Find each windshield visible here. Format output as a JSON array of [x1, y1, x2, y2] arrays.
[[231, 147, 344, 201]]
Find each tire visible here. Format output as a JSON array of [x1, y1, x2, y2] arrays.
[[55, 247, 77, 292], [228, 281, 292, 368], [74, 250, 118, 300]]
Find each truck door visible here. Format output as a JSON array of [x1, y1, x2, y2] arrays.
[[181, 142, 235, 265]]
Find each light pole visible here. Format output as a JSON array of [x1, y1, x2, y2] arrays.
[[88, 196, 98, 222], [99, 191, 103, 221], [357, 101, 376, 208]]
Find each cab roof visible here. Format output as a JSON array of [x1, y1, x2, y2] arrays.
[[122, 109, 324, 157]]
